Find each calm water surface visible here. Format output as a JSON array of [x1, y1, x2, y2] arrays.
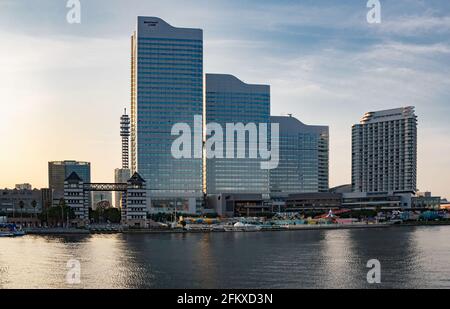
[[1, 226, 450, 289]]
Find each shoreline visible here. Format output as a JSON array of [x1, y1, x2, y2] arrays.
[[20, 221, 450, 236]]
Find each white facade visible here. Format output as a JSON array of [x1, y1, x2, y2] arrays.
[[64, 173, 89, 226], [352, 107, 417, 194], [122, 172, 148, 228]]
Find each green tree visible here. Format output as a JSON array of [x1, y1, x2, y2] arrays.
[[31, 200, 37, 219], [19, 200, 24, 220]]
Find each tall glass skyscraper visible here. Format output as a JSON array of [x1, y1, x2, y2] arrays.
[[205, 74, 270, 195], [270, 116, 329, 197], [131, 17, 203, 213]]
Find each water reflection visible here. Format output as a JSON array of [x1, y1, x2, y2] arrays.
[[1, 226, 450, 288]]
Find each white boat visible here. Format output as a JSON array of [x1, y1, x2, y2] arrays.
[[224, 222, 262, 232]]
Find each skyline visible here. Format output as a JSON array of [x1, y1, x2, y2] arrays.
[[1, 1, 450, 198]]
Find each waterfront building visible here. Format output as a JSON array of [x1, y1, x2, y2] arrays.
[[64, 172, 88, 226], [412, 192, 441, 210], [130, 16, 203, 213], [284, 193, 342, 211], [49, 160, 91, 202], [15, 183, 32, 190], [63, 171, 147, 227], [342, 192, 412, 209], [270, 115, 329, 198], [0, 188, 42, 215], [205, 73, 270, 196], [352, 107, 417, 194], [122, 173, 148, 228], [207, 193, 270, 217]]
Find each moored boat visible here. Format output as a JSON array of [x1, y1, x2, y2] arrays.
[[0, 224, 26, 237], [224, 222, 262, 232]]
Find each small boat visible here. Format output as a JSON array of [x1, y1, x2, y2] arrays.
[[0, 224, 26, 237], [224, 222, 262, 232]]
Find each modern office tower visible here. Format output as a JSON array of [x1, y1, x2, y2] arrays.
[[49, 161, 91, 201], [120, 109, 131, 169], [270, 115, 329, 197], [114, 168, 131, 208], [205, 74, 270, 195], [130, 17, 203, 213], [352, 106, 417, 193]]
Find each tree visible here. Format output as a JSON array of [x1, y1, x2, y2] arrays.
[[19, 200, 25, 220], [31, 200, 37, 219], [59, 198, 66, 227]]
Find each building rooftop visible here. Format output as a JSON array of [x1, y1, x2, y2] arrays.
[[65, 172, 83, 183], [359, 106, 416, 125], [206, 74, 270, 93], [271, 115, 328, 135]]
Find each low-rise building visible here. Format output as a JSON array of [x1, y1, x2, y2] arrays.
[[207, 194, 271, 217], [412, 192, 441, 210], [0, 188, 42, 215], [284, 193, 342, 211], [342, 192, 412, 209]]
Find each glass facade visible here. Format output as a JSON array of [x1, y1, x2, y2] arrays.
[[270, 116, 329, 197], [131, 17, 203, 211], [205, 74, 270, 195], [48, 161, 91, 201]]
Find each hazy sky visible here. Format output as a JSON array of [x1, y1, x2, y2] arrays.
[[1, 0, 449, 198]]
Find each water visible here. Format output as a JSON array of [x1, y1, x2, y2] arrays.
[[1, 226, 450, 289]]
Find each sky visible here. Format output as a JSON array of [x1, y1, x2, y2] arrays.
[[0, 0, 449, 198]]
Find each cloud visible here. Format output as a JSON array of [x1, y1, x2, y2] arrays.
[[378, 15, 450, 36]]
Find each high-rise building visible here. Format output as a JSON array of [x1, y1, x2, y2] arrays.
[[352, 107, 417, 193], [130, 17, 203, 213], [205, 74, 270, 195], [49, 161, 91, 202], [120, 109, 131, 169], [270, 115, 329, 197]]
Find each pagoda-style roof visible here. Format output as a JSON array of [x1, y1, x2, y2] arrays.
[[65, 172, 83, 183], [128, 172, 146, 185]]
